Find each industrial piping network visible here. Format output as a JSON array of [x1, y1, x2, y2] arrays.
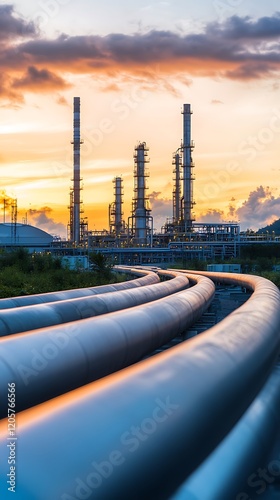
[[171, 360, 280, 500], [0, 270, 213, 416], [0, 269, 189, 336], [0, 267, 159, 309], [1, 269, 280, 499]]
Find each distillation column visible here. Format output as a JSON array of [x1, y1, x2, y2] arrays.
[[133, 142, 151, 245], [181, 104, 195, 231], [173, 151, 181, 223], [109, 177, 124, 236], [114, 177, 124, 235], [71, 97, 83, 245]]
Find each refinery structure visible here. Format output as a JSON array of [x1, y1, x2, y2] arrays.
[[63, 97, 241, 265], [1, 97, 273, 265]]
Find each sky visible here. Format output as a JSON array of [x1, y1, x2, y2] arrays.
[[1, 0, 280, 237]]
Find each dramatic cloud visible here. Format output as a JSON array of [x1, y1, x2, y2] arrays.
[[0, 4, 36, 42], [11, 13, 280, 79], [197, 186, 280, 231], [2, 6, 280, 103], [197, 209, 224, 223], [0, 73, 24, 106], [96, 71, 185, 97], [11, 23, 280, 80], [148, 191, 172, 230], [12, 66, 69, 92], [16, 14, 280, 67], [149, 186, 280, 232], [236, 186, 280, 230], [218, 14, 280, 39], [28, 207, 66, 237]]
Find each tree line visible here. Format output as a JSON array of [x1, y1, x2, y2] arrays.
[[0, 249, 117, 298]]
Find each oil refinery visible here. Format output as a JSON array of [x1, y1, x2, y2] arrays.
[[0, 97, 276, 265], [64, 97, 241, 264]]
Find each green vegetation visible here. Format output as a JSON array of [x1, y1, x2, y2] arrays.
[[258, 271, 280, 288], [89, 251, 113, 281], [171, 259, 207, 271], [240, 244, 280, 260], [1, 245, 280, 297], [257, 218, 280, 235], [0, 249, 120, 298]]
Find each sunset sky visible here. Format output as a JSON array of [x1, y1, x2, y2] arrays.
[[1, 0, 280, 237]]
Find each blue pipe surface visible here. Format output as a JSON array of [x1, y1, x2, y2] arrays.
[[0, 272, 279, 499], [0, 271, 188, 337], [0, 273, 214, 416]]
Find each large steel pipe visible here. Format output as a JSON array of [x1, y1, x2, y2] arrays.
[[168, 268, 263, 288], [0, 268, 159, 309], [171, 361, 280, 500], [0, 274, 214, 416], [0, 272, 189, 337], [1, 274, 279, 499]]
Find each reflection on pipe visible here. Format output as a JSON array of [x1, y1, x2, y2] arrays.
[[0, 273, 214, 416], [1, 270, 279, 500], [0, 267, 159, 309], [171, 362, 280, 500], [0, 272, 188, 337]]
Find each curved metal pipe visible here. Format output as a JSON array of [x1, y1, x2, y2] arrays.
[[1, 273, 279, 499], [171, 361, 280, 500], [0, 274, 214, 416], [168, 268, 257, 289], [0, 268, 159, 309], [0, 272, 189, 337]]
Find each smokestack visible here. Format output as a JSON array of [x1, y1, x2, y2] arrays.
[[182, 104, 195, 230], [72, 97, 82, 245]]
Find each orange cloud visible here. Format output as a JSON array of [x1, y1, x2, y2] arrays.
[[12, 66, 70, 93], [1, 7, 280, 104], [0, 4, 36, 42]]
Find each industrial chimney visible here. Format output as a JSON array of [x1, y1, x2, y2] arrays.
[[181, 104, 195, 231], [70, 97, 83, 245]]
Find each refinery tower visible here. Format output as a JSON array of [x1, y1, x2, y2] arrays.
[[68, 97, 83, 245]]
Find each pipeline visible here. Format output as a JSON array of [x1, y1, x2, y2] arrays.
[[0, 271, 188, 337], [1, 272, 279, 499], [0, 273, 214, 416], [0, 267, 159, 309], [171, 361, 280, 500]]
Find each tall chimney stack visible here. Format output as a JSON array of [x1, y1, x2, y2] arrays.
[[72, 97, 82, 245], [182, 104, 195, 231]]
